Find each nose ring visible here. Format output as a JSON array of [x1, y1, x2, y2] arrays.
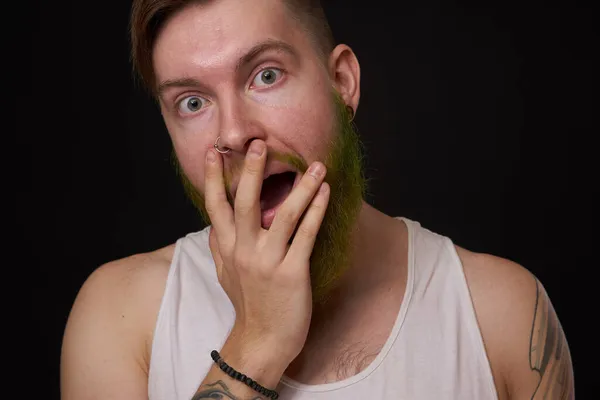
[[214, 136, 231, 154]]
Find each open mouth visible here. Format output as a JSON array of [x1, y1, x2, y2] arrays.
[[259, 171, 297, 228]]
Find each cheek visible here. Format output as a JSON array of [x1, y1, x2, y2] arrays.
[[254, 85, 335, 160], [176, 145, 208, 192], [164, 116, 213, 192], [287, 105, 334, 157]]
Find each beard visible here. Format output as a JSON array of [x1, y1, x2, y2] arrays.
[[173, 91, 366, 305]]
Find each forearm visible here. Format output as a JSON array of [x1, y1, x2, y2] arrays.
[[192, 370, 272, 400], [192, 335, 289, 400]]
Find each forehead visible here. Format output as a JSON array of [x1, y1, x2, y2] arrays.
[[153, 0, 308, 81]]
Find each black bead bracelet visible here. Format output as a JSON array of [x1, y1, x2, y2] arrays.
[[211, 350, 280, 399]]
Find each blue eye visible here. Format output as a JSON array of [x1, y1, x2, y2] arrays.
[[178, 96, 206, 114], [252, 68, 283, 87]]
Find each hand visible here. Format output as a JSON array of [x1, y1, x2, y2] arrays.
[[204, 139, 330, 367]]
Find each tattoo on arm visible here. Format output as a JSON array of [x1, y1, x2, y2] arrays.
[[191, 380, 264, 400], [529, 277, 575, 400]]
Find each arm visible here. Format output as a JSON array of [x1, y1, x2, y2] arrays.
[[60, 249, 171, 400], [525, 277, 574, 399], [458, 247, 574, 400], [192, 140, 330, 399], [190, 334, 288, 400], [61, 244, 283, 400]]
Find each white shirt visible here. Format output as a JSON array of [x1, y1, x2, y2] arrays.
[[148, 218, 498, 399]]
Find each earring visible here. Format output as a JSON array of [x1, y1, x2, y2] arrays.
[[346, 105, 355, 122]]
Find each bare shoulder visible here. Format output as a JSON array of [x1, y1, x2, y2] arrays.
[[73, 243, 176, 363], [60, 243, 176, 399], [455, 246, 574, 400], [87, 243, 176, 303], [91, 244, 175, 340]]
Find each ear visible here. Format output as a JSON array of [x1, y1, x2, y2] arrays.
[[328, 44, 361, 113]]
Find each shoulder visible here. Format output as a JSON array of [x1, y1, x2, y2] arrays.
[[86, 243, 176, 299], [78, 243, 175, 320], [63, 243, 176, 376], [454, 246, 537, 325], [455, 246, 574, 400]]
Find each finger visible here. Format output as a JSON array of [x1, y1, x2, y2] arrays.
[[234, 140, 266, 241], [209, 228, 225, 281], [268, 161, 326, 251], [285, 182, 330, 264], [204, 148, 235, 245]]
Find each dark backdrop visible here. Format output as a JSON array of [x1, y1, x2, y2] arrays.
[[13, 0, 594, 398]]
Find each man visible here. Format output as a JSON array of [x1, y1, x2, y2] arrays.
[[60, 0, 575, 399]]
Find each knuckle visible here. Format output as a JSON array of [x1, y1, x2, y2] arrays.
[[255, 263, 273, 279], [233, 250, 251, 270], [306, 201, 326, 220], [311, 198, 326, 210], [205, 193, 227, 215], [205, 204, 218, 217], [221, 241, 235, 257], [297, 223, 319, 240], [234, 203, 253, 216], [278, 206, 300, 226], [234, 252, 272, 277], [302, 172, 321, 189], [244, 160, 263, 177], [205, 163, 220, 178], [277, 267, 299, 284]]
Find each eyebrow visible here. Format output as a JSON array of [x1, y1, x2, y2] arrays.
[[157, 39, 298, 98]]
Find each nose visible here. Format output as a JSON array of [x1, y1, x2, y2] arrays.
[[216, 100, 265, 155]]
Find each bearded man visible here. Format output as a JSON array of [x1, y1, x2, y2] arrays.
[[61, 1, 574, 399]]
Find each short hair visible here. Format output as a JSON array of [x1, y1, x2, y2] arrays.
[[129, 0, 336, 95]]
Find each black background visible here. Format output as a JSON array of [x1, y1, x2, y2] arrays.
[[12, 0, 594, 398]]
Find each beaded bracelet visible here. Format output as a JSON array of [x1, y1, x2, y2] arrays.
[[211, 350, 280, 399]]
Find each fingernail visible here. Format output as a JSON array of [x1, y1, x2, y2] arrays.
[[308, 162, 325, 178], [319, 183, 329, 194], [206, 150, 216, 163], [249, 141, 264, 157]]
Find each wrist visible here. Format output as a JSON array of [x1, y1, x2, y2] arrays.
[[219, 332, 292, 388]]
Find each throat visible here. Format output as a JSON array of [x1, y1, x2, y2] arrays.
[[260, 172, 295, 211]]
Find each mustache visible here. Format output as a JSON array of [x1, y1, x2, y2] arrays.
[[225, 149, 309, 179]]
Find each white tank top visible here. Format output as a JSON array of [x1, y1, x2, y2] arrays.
[[148, 218, 498, 399]]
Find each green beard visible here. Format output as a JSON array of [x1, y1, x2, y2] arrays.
[[173, 91, 366, 305]]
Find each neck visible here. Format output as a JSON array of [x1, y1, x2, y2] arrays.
[[311, 201, 408, 319]]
